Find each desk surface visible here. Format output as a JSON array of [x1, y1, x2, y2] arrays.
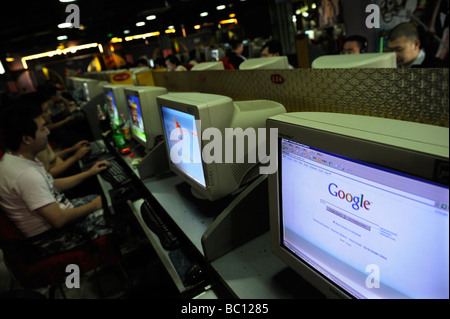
[[95, 139, 319, 299]]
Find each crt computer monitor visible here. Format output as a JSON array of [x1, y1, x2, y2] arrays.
[[267, 112, 449, 299], [191, 62, 225, 71], [239, 56, 290, 70], [81, 78, 105, 102], [103, 84, 134, 125], [124, 86, 168, 151], [311, 52, 397, 68], [157, 92, 286, 201]]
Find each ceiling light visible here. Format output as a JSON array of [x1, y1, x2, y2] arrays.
[[0, 60, 5, 75], [57, 35, 68, 41], [216, 5, 226, 10], [123, 30, 130, 34], [58, 22, 72, 29], [200, 12, 208, 17], [136, 21, 146, 27], [146, 15, 156, 20]]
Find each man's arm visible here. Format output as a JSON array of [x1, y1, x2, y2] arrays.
[[48, 145, 90, 177], [53, 160, 110, 192], [36, 196, 102, 229]]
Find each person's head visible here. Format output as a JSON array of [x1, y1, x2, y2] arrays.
[[342, 35, 367, 54], [165, 54, 181, 71], [387, 22, 421, 67], [261, 40, 283, 57], [154, 57, 166, 69], [0, 103, 49, 153], [136, 58, 149, 67], [49, 86, 63, 102], [230, 40, 244, 54]]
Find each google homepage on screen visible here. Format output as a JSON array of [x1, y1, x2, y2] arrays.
[[280, 139, 449, 299]]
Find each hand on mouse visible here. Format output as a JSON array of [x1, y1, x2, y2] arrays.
[[88, 160, 111, 176]]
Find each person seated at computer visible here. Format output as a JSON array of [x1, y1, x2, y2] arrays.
[[39, 88, 93, 148], [37, 139, 90, 178], [165, 55, 187, 71], [341, 35, 368, 54], [0, 103, 114, 256], [387, 22, 448, 68], [227, 40, 246, 69], [260, 39, 294, 69]]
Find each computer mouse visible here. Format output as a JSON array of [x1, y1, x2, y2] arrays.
[[184, 263, 205, 286]]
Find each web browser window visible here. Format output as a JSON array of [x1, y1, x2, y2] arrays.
[[280, 138, 449, 299]]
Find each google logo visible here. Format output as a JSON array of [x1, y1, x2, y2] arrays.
[[328, 183, 371, 211]]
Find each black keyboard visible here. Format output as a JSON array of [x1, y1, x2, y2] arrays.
[[140, 200, 179, 250], [100, 160, 132, 187]]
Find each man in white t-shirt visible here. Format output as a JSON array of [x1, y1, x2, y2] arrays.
[[0, 103, 112, 254]]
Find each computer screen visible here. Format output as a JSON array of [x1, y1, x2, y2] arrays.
[[160, 106, 206, 187], [157, 92, 286, 201], [239, 56, 290, 70], [105, 90, 120, 125], [124, 86, 168, 151], [267, 112, 449, 299], [311, 52, 397, 68], [103, 84, 134, 126]]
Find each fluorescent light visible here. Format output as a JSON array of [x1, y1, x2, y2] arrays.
[[57, 35, 68, 41], [200, 12, 208, 17], [146, 15, 156, 20], [216, 5, 226, 10], [136, 21, 146, 27], [123, 30, 131, 34], [124, 31, 160, 42], [58, 22, 72, 29], [0, 60, 5, 75]]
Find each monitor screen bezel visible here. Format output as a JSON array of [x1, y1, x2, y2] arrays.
[[269, 120, 449, 299]]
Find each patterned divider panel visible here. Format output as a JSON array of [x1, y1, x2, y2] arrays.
[[153, 68, 449, 127]]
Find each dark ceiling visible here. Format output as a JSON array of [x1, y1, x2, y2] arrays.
[[0, 0, 273, 56]]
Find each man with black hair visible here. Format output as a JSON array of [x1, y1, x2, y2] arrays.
[[260, 39, 294, 69], [227, 40, 246, 69], [342, 35, 368, 54], [387, 22, 448, 68], [261, 39, 284, 57], [0, 103, 113, 255]]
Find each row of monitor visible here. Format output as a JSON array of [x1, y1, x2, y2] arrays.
[[68, 76, 448, 299], [184, 52, 397, 70]]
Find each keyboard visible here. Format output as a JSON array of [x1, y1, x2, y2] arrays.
[[140, 200, 179, 250], [100, 160, 132, 187]]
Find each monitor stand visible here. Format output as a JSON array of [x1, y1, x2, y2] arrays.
[[137, 140, 169, 179], [201, 175, 270, 261]]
